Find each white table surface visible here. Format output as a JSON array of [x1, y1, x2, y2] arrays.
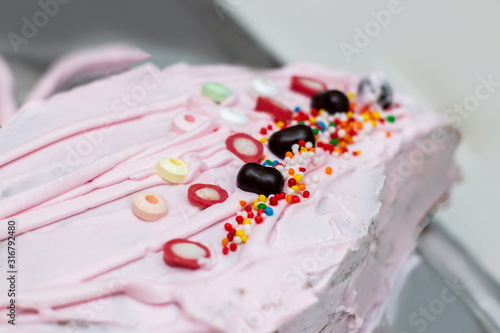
[[227, 0, 500, 282]]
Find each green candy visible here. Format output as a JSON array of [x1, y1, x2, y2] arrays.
[[386, 115, 396, 123], [257, 203, 267, 210], [202, 82, 231, 103]]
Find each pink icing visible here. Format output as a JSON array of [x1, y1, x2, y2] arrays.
[[0, 53, 459, 332]]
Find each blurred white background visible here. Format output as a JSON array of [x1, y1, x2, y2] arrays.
[[227, 0, 500, 283], [0, 0, 498, 284]]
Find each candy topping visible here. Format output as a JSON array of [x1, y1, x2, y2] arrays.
[[290, 76, 327, 97], [268, 125, 315, 159], [251, 77, 280, 97], [163, 239, 211, 269], [255, 96, 293, 122], [311, 90, 350, 114], [156, 157, 188, 183], [202, 82, 231, 103], [188, 184, 229, 208], [225, 133, 264, 163], [131, 191, 168, 221], [236, 163, 284, 196], [358, 72, 393, 109]]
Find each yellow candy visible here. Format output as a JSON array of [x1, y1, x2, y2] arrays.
[[373, 111, 380, 120], [259, 137, 268, 143], [347, 111, 353, 119], [241, 235, 248, 243], [371, 120, 378, 127], [363, 113, 370, 121], [235, 230, 245, 237], [347, 92, 355, 99], [243, 219, 252, 225], [293, 174, 303, 183], [258, 194, 267, 202], [291, 185, 299, 192], [253, 200, 259, 210], [310, 117, 316, 124], [156, 157, 188, 183], [276, 121, 285, 128]]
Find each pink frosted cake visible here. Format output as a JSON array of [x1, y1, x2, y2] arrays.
[[0, 47, 459, 332]]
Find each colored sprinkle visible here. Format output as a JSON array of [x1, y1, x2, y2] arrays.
[[239, 200, 247, 207], [303, 191, 310, 198], [257, 203, 267, 210], [264, 207, 274, 216], [387, 115, 396, 123], [325, 167, 332, 175], [386, 131, 392, 138], [286, 195, 293, 203], [260, 137, 268, 143]]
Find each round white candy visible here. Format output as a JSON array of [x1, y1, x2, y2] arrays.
[[219, 107, 249, 131], [251, 77, 280, 98]]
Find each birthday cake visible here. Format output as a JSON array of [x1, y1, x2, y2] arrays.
[[0, 47, 459, 332]]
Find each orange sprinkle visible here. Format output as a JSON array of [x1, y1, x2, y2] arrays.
[[339, 141, 347, 149], [285, 152, 294, 158], [349, 101, 356, 109], [298, 183, 306, 191], [340, 121, 347, 128], [222, 238, 229, 246], [325, 167, 332, 175], [300, 147, 308, 154], [262, 155, 266, 161], [386, 131, 391, 138], [239, 200, 247, 207], [334, 148, 342, 154], [288, 168, 295, 176], [286, 195, 293, 203], [309, 147, 315, 152], [356, 122, 363, 130]]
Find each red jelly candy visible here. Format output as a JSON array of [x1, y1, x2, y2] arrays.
[[290, 76, 327, 97], [226, 133, 264, 163], [163, 239, 211, 269], [188, 184, 229, 208], [255, 96, 293, 122]]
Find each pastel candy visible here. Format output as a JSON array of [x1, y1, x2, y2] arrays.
[[251, 77, 279, 98], [173, 113, 202, 133], [218, 107, 249, 130], [156, 157, 188, 183], [202, 82, 231, 103], [131, 191, 168, 221]]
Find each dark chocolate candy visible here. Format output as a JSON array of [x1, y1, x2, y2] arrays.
[[268, 124, 315, 159], [236, 163, 284, 196], [311, 90, 350, 114]]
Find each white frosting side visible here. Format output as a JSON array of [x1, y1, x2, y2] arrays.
[[0, 56, 459, 332]]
